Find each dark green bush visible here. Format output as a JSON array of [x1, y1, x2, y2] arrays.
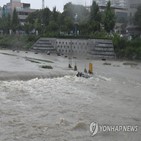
[[27, 35, 39, 42], [113, 34, 141, 60]]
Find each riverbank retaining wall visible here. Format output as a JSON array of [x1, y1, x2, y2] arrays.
[[33, 38, 116, 59]]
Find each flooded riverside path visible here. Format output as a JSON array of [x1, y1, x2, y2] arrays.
[[0, 50, 141, 141]]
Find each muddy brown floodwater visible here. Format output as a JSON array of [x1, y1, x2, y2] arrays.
[[0, 50, 141, 141]]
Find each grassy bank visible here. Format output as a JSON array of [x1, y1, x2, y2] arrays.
[[0, 35, 39, 50]]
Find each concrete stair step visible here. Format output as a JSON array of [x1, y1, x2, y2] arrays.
[[32, 38, 56, 53], [34, 44, 54, 47]]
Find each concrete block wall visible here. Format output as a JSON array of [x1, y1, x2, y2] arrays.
[[33, 38, 115, 59]]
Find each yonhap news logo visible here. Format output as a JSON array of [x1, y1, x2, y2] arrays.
[[90, 122, 138, 136], [90, 122, 99, 136]]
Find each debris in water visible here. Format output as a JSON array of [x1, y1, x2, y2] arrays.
[[41, 65, 53, 69], [103, 62, 111, 65]]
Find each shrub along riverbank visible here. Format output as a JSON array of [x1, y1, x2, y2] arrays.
[[0, 35, 39, 50], [113, 34, 141, 60]]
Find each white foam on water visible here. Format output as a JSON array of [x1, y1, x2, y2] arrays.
[[0, 76, 102, 140], [0, 73, 141, 141], [97, 75, 112, 82]]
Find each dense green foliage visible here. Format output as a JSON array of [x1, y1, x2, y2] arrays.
[[24, 3, 90, 36], [0, 35, 39, 49], [89, 1, 101, 32], [0, 14, 11, 34], [0, 1, 115, 37], [103, 1, 115, 32], [0, 8, 20, 34], [12, 8, 20, 32], [113, 34, 141, 59]]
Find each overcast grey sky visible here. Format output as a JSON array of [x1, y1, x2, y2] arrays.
[[0, 0, 92, 12]]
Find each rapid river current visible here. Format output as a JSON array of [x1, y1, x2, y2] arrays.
[[0, 50, 141, 141]]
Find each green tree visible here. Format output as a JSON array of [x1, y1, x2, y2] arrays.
[[60, 16, 73, 34], [52, 7, 59, 22], [25, 2, 89, 36], [90, 1, 101, 23], [60, 3, 74, 34], [41, 8, 51, 26], [34, 18, 40, 30], [103, 1, 115, 33], [24, 23, 33, 34], [134, 5, 141, 27], [26, 8, 52, 34], [63, 2, 74, 19], [50, 7, 61, 32], [49, 21, 59, 31], [12, 8, 20, 32], [79, 23, 89, 35], [112, 34, 127, 58], [26, 10, 40, 24], [88, 1, 101, 33], [63, 2, 89, 24], [62, 2, 89, 35], [0, 13, 12, 34], [7, 14, 12, 29]]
